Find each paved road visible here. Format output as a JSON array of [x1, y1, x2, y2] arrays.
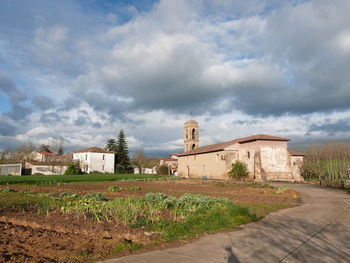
[[100, 184, 350, 263]]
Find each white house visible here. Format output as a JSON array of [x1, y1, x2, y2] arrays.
[[73, 147, 115, 174]]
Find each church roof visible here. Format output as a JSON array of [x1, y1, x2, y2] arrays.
[[179, 134, 290, 156]]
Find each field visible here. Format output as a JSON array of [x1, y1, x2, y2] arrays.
[[0, 178, 300, 263], [0, 173, 163, 185]]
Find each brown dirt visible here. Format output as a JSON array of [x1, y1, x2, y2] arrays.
[[10, 179, 299, 205], [1, 180, 300, 262]]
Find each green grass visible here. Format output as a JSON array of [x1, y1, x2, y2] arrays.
[[247, 203, 289, 216], [0, 173, 163, 185]]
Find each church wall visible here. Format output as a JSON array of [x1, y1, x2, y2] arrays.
[[178, 150, 236, 179]]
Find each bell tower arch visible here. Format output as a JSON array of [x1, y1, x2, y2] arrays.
[[184, 120, 199, 152]]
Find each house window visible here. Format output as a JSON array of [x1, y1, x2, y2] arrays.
[[102, 165, 105, 171], [85, 154, 88, 160], [220, 155, 225, 160], [102, 154, 105, 160], [192, 128, 195, 140], [192, 144, 196, 150], [247, 151, 250, 159]]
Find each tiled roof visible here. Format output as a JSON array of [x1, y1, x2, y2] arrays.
[[73, 147, 115, 154], [39, 152, 56, 156], [26, 161, 69, 166], [179, 134, 290, 157], [288, 150, 306, 156]]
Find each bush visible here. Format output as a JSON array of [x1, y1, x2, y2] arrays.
[[64, 162, 82, 175], [157, 165, 169, 175], [228, 161, 249, 179]]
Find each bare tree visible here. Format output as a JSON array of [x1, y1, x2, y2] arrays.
[[132, 148, 148, 173]]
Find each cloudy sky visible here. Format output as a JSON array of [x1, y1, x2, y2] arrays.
[[1, 0, 350, 156]]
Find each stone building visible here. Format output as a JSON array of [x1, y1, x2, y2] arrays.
[[178, 120, 305, 182]]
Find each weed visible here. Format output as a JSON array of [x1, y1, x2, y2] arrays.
[[274, 186, 289, 194], [111, 241, 144, 255], [0, 187, 16, 193]]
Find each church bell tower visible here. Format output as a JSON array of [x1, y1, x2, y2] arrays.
[[184, 119, 199, 152]]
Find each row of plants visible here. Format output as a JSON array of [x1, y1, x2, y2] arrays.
[[0, 188, 258, 242]]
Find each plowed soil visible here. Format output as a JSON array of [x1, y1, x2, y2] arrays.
[[1, 180, 300, 262]]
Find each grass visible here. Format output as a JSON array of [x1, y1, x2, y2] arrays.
[[0, 173, 166, 185]]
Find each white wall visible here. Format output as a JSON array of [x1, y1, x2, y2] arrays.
[[73, 152, 115, 173]]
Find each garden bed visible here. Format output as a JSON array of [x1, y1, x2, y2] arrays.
[[0, 180, 300, 262]]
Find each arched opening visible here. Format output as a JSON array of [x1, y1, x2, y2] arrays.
[[192, 128, 195, 140], [192, 144, 196, 150]]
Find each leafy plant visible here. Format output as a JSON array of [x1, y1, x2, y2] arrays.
[[0, 187, 16, 193], [108, 185, 121, 192], [129, 185, 141, 191], [228, 161, 249, 179], [82, 193, 107, 201]]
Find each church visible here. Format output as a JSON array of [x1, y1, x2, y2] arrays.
[[177, 120, 305, 182]]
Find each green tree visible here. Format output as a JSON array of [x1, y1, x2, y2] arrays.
[[228, 161, 249, 179], [105, 138, 117, 152], [115, 129, 133, 174], [64, 162, 82, 175], [57, 137, 64, 156]]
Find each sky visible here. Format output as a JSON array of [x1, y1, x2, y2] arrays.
[[1, 0, 350, 157]]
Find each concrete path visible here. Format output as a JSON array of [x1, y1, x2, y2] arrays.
[[100, 184, 350, 263]]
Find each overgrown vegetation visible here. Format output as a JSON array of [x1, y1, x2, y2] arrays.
[[0, 190, 258, 243], [228, 161, 249, 179], [301, 142, 350, 188]]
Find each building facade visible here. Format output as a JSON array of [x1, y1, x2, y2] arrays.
[[73, 147, 115, 174], [178, 120, 305, 182]]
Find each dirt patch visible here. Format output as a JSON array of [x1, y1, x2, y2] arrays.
[[1, 180, 300, 262]]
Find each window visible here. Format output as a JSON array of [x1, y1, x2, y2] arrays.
[[247, 151, 250, 159], [192, 128, 195, 140], [192, 144, 196, 150], [85, 154, 88, 160], [220, 155, 226, 160], [102, 154, 105, 160], [102, 165, 105, 171]]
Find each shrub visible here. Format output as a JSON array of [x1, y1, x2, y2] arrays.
[[59, 192, 79, 198], [228, 161, 249, 178], [64, 162, 82, 175], [157, 165, 169, 175]]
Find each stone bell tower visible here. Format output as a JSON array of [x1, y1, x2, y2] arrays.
[[184, 119, 199, 152]]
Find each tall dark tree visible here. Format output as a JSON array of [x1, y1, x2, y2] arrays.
[[115, 129, 133, 174], [57, 137, 64, 156], [105, 138, 117, 152]]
